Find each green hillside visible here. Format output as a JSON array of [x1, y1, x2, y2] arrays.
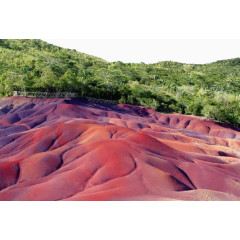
[[0, 39, 240, 127]]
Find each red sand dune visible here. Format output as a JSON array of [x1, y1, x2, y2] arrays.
[[0, 96, 240, 201]]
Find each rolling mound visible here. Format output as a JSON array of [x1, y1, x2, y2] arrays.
[[0, 96, 240, 201]]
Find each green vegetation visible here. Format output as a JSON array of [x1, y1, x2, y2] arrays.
[[1, 39, 240, 127]]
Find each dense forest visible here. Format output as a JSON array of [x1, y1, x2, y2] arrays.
[[0, 39, 240, 127]]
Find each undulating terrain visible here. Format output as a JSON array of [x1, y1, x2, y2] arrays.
[[0, 96, 240, 200]]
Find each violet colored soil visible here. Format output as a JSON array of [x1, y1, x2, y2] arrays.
[[0, 96, 240, 201]]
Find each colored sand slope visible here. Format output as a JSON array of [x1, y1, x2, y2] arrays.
[[0, 96, 240, 201]]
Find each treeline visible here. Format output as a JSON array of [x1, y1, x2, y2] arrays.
[[0, 39, 240, 127]]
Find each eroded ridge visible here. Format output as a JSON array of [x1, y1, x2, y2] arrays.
[[0, 96, 240, 201]]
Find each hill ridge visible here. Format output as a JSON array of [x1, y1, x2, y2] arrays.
[[1, 39, 240, 127]]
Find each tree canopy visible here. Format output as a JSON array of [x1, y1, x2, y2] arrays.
[[1, 39, 240, 127]]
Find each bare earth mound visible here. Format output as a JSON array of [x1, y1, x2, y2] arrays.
[[0, 96, 240, 201]]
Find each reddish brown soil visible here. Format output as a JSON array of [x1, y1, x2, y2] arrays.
[[0, 96, 240, 201]]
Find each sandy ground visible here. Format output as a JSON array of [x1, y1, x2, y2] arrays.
[[0, 96, 240, 201]]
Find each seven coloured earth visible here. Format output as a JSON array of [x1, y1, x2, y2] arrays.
[[0, 96, 240, 200]]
